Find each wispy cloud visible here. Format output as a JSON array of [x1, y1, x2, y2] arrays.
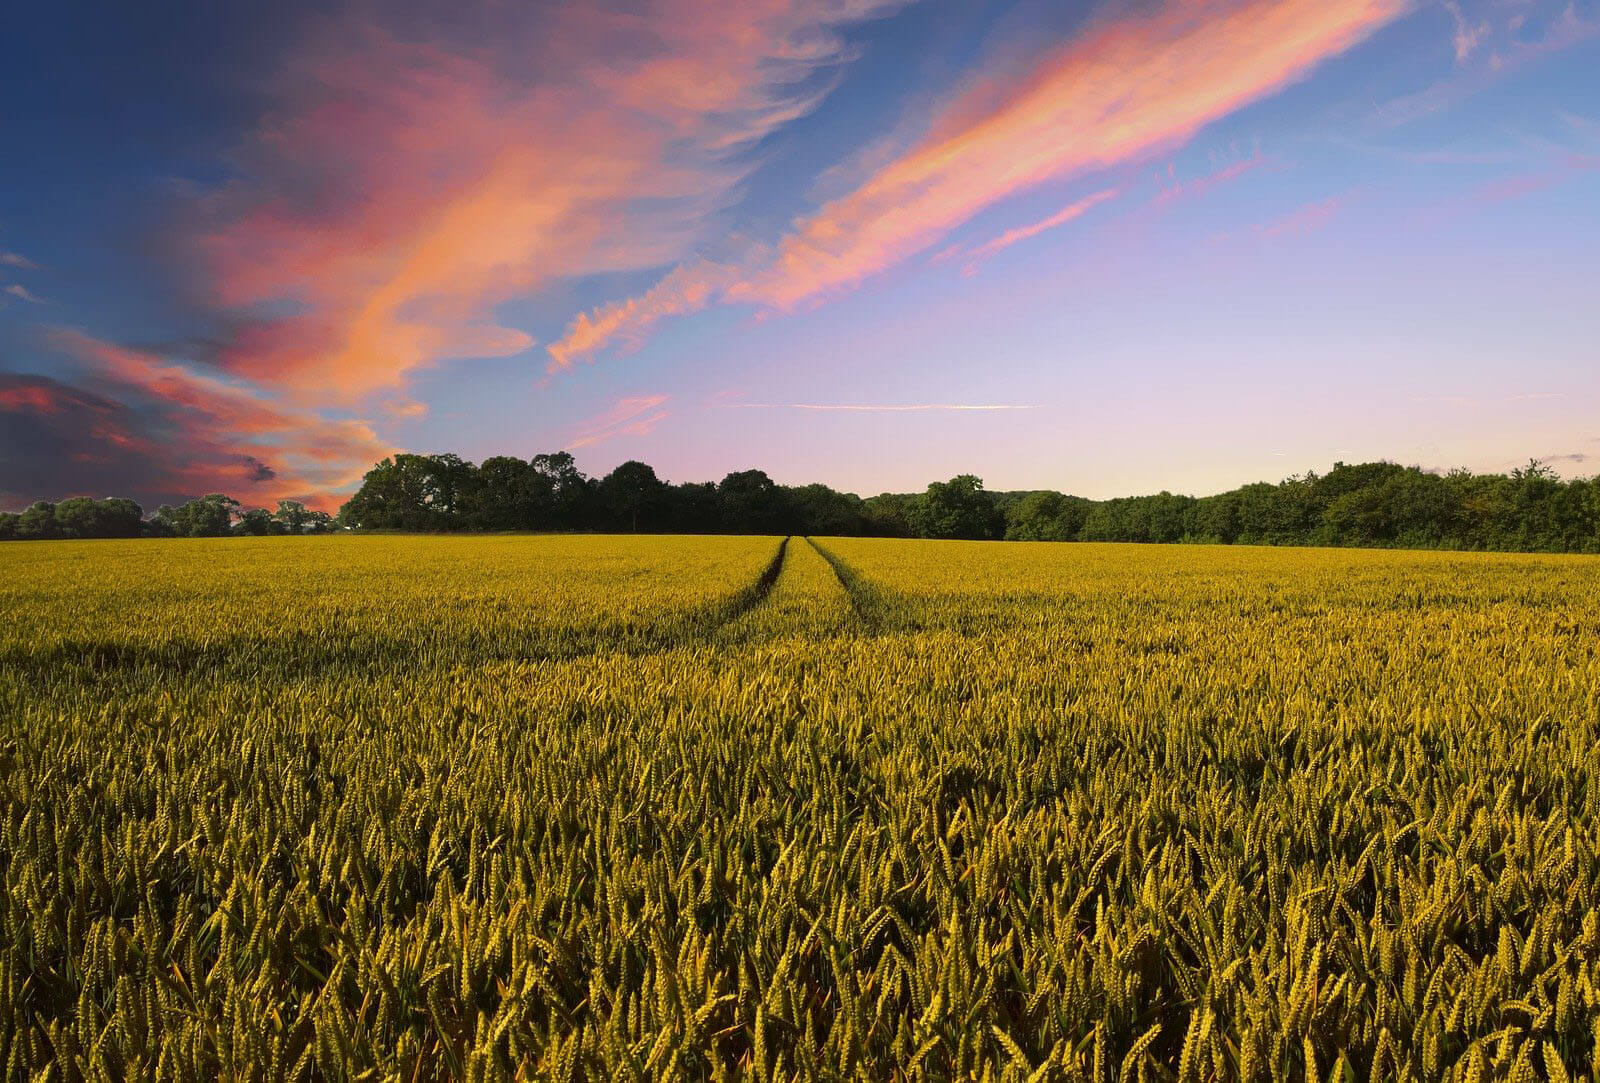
[[0, 251, 36, 270], [1153, 150, 1271, 206], [568, 394, 670, 448], [547, 258, 746, 372], [1442, 1, 1487, 64], [950, 188, 1119, 273], [4, 284, 46, 303], [1374, 2, 1600, 126], [1253, 193, 1347, 237], [189, 0, 906, 399], [719, 402, 1044, 412], [550, 0, 1409, 364]]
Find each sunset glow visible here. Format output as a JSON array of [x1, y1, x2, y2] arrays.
[[2, 0, 1597, 508]]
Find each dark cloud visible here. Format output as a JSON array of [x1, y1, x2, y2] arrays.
[[0, 370, 295, 510], [242, 455, 277, 482]]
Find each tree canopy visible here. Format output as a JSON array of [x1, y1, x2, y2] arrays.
[[4, 456, 1598, 554]]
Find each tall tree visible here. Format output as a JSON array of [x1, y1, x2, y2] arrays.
[[600, 461, 666, 532], [532, 452, 593, 529]]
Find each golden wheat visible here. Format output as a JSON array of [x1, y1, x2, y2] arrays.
[[2, 535, 1597, 1080]]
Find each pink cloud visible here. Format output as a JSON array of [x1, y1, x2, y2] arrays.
[[955, 188, 1119, 273], [567, 394, 671, 449], [46, 329, 394, 508], [1153, 151, 1272, 207], [189, 1, 906, 400], [734, 0, 1407, 309], [550, 0, 1408, 362], [0, 379, 80, 415]]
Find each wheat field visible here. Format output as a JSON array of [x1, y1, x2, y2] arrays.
[[3, 535, 1598, 1081]]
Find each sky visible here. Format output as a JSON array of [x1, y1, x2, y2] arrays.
[[1, 0, 1597, 511]]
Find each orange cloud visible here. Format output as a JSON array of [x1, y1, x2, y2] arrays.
[[739, 0, 1407, 308], [193, 1, 905, 400], [547, 259, 747, 372], [956, 188, 1119, 272], [551, 0, 1408, 362], [567, 395, 670, 449], [383, 399, 429, 420], [46, 329, 393, 507]]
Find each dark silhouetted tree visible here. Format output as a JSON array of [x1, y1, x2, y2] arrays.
[[718, 470, 790, 535], [532, 452, 592, 528], [600, 461, 666, 532], [235, 507, 281, 535], [786, 483, 868, 536]]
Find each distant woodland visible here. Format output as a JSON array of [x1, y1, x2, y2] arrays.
[[4, 454, 1598, 553]]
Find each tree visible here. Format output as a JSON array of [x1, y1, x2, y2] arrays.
[[1004, 491, 1090, 541], [718, 470, 790, 534], [17, 502, 60, 540], [666, 482, 720, 533], [426, 453, 478, 523], [911, 475, 1002, 540], [53, 496, 143, 539], [339, 455, 459, 530], [274, 500, 312, 534], [1189, 492, 1242, 544], [145, 507, 179, 538], [270, 500, 336, 535], [600, 461, 666, 532], [167, 494, 240, 537], [532, 452, 593, 529], [465, 456, 538, 530], [861, 493, 917, 537], [99, 497, 145, 537], [786, 484, 868, 536], [234, 507, 281, 535]]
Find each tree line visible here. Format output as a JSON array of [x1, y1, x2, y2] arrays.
[[4, 453, 1598, 553], [0, 495, 334, 540]]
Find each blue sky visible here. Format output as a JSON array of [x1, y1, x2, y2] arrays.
[[1, 0, 1596, 509]]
